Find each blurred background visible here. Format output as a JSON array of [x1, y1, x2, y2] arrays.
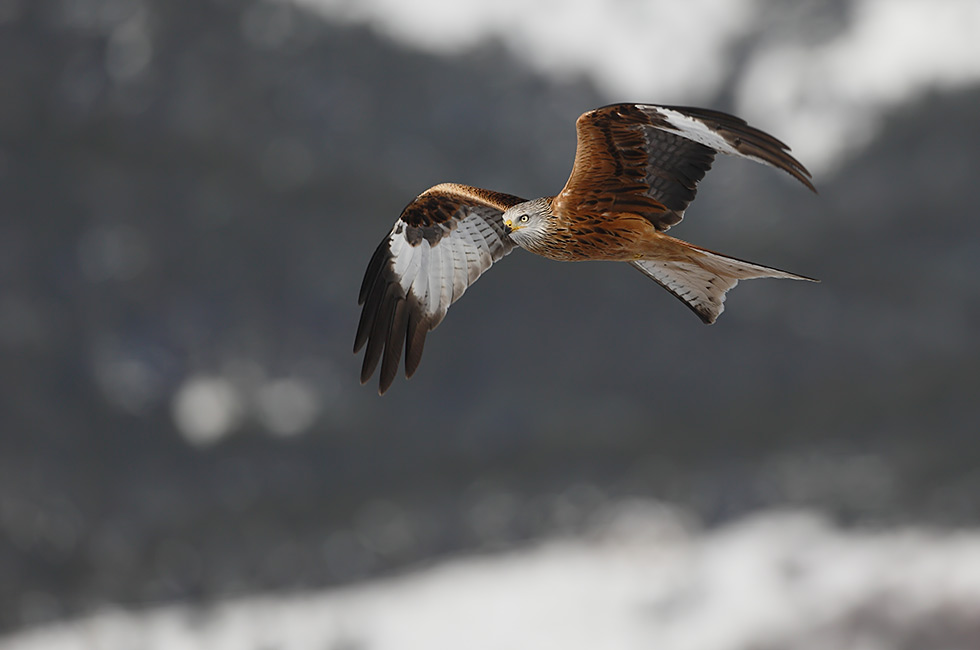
[[3, 0, 980, 647]]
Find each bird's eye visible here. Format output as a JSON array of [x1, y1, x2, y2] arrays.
[[519, 214, 530, 223]]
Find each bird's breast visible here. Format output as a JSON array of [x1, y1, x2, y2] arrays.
[[523, 214, 656, 262]]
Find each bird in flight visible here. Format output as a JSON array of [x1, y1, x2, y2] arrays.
[[355, 103, 816, 393]]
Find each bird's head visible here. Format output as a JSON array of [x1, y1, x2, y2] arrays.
[[502, 198, 552, 247]]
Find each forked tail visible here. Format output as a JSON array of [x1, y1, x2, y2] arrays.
[[630, 236, 816, 324]]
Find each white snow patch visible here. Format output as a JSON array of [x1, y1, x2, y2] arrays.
[[289, 0, 980, 175], [4, 504, 980, 650], [737, 0, 980, 171], [293, 0, 758, 103]]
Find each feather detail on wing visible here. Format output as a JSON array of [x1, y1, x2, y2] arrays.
[[553, 104, 815, 232], [354, 183, 525, 394]]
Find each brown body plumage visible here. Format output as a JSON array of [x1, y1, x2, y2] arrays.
[[355, 103, 817, 393], [514, 206, 656, 262]]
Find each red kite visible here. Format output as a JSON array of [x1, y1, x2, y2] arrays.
[[356, 104, 816, 393]]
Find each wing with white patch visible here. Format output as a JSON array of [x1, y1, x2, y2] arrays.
[[644, 104, 815, 191], [354, 183, 526, 394], [554, 104, 814, 232]]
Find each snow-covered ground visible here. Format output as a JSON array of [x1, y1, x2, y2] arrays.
[[4, 504, 980, 650], [291, 0, 980, 173]]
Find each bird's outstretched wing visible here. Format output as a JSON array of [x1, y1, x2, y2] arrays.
[[355, 183, 526, 394], [552, 104, 815, 231]]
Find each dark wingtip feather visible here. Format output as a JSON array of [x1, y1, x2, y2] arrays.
[[353, 266, 386, 353], [356, 244, 435, 392], [378, 298, 409, 394], [663, 104, 817, 194], [354, 235, 396, 354], [739, 140, 816, 193], [358, 238, 390, 305], [359, 283, 399, 385], [404, 304, 428, 379]]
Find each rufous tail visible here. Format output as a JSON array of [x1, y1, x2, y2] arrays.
[[630, 234, 816, 324]]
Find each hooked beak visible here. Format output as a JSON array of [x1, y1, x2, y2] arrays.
[[503, 219, 519, 234]]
